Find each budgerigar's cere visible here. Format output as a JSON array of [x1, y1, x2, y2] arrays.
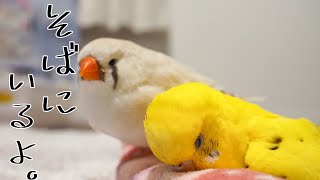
[[144, 82, 320, 180], [77, 38, 234, 146]]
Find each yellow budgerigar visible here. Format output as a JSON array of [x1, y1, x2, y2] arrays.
[[144, 82, 320, 180]]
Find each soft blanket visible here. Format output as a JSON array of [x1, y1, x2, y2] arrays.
[[117, 145, 283, 180]]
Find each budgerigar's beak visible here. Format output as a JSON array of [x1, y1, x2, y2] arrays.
[[173, 160, 195, 172], [79, 56, 101, 81]]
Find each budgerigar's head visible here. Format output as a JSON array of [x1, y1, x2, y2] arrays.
[[145, 82, 220, 167]]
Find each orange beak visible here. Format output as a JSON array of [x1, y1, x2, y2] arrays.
[[79, 56, 101, 80]]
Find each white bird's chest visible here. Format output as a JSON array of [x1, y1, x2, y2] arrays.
[[79, 84, 148, 146]]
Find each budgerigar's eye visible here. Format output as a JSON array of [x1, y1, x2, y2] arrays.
[[194, 135, 203, 149], [109, 59, 117, 66]]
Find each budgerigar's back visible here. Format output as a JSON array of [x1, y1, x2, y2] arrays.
[[246, 117, 320, 180]]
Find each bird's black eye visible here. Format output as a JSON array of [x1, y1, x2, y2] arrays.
[[194, 135, 203, 149], [109, 59, 117, 66]]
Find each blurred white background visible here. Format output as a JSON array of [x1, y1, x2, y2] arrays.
[[169, 0, 320, 123]]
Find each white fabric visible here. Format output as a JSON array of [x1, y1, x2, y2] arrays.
[[78, 0, 169, 33]]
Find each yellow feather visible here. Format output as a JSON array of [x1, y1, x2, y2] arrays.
[[144, 82, 320, 180]]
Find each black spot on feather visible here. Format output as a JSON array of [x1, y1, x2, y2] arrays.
[[272, 136, 282, 144], [269, 146, 279, 150]]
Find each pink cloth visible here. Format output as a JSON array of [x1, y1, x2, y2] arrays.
[[117, 146, 283, 180]]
